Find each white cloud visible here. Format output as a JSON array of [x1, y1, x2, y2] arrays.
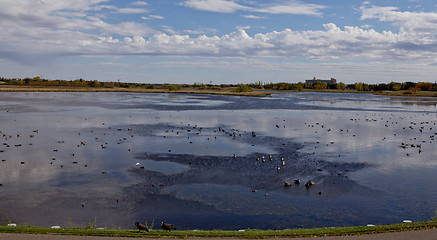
[[237, 26, 251, 30], [141, 14, 164, 20], [361, 5, 437, 42], [182, 0, 250, 13], [182, 0, 326, 16], [94, 26, 403, 61], [360, 24, 372, 29], [255, 2, 326, 16], [115, 7, 149, 14], [242, 14, 266, 19], [0, 0, 158, 63], [0, 19, 432, 64], [161, 25, 178, 35], [183, 28, 218, 35], [131, 1, 148, 6]]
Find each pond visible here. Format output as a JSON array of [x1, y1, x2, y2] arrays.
[[0, 91, 436, 230]]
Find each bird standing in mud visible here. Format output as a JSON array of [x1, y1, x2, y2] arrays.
[[135, 222, 149, 232], [161, 222, 176, 231]]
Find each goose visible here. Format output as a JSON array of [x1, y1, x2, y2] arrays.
[[135, 222, 149, 232], [161, 222, 176, 231], [305, 180, 315, 188]]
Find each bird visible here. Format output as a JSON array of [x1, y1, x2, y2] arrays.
[[135, 222, 149, 232], [161, 222, 176, 231], [305, 180, 315, 188]]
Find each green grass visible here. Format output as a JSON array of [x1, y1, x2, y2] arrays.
[[0, 221, 436, 238]]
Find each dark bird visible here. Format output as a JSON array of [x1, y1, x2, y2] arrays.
[[161, 222, 176, 231], [135, 222, 149, 232]]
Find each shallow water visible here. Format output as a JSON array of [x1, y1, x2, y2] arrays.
[[0, 92, 436, 230]]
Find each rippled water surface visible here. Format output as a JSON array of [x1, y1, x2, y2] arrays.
[[0, 92, 436, 229]]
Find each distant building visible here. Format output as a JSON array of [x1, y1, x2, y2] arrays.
[[305, 77, 337, 85]]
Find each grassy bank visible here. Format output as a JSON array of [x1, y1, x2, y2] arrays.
[[0, 221, 436, 238]]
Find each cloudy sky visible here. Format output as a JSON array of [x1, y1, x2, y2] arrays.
[[1, 0, 437, 84]]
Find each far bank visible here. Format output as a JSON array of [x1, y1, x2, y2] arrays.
[[0, 85, 437, 98]]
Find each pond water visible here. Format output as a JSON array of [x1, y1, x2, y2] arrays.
[[0, 92, 436, 230]]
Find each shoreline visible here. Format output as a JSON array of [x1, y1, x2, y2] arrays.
[[0, 85, 272, 97], [0, 221, 436, 238], [1, 85, 436, 98]]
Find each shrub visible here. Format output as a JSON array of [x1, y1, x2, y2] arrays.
[[167, 84, 181, 91], [235, 84, 253, 92]]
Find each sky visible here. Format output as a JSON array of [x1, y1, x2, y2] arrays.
[[1, 0, 437, 84]]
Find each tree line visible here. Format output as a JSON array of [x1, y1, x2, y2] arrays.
[[253, 81, 437, 92], [0, 77, 186, 90]]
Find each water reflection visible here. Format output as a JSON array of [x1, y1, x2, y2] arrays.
[[0, 92, 436, 229], [292, 92, 437, 111], [141, 160, 189, 175]]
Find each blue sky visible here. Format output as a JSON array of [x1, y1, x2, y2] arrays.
[[1, 0, 437, 84]]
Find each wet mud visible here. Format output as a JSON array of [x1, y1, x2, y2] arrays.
[[122, 126, 376, 229]]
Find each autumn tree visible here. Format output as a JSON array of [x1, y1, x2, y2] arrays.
[[416, 82, 432, 91]]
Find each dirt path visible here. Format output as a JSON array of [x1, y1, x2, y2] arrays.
[[1, 228, 436, 240]]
